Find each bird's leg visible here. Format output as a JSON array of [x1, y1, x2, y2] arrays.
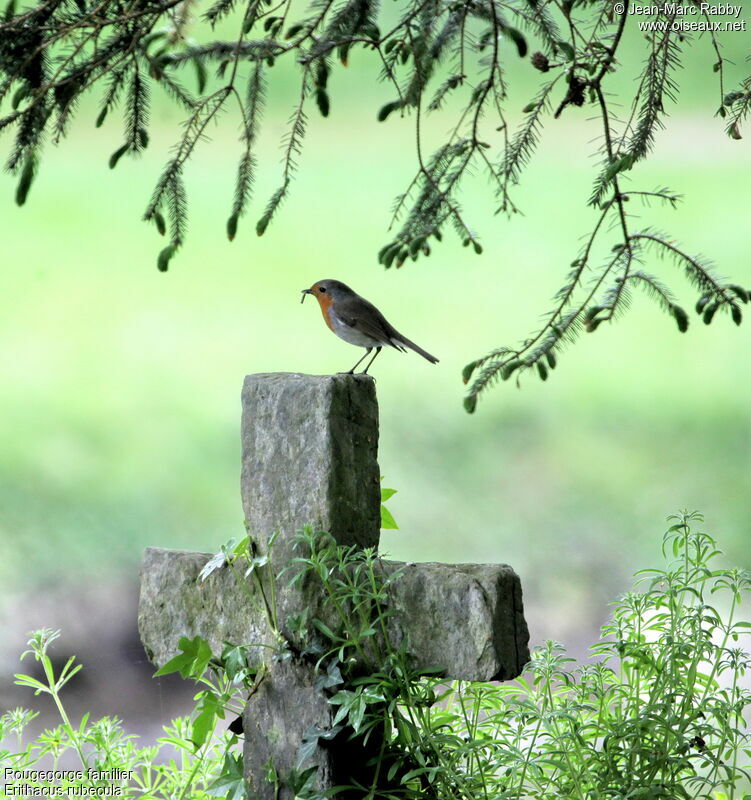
[[361, 346, 382, 375], [346, 348, 371, 374]]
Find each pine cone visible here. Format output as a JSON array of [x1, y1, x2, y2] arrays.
[[531, 51, 550, 73]]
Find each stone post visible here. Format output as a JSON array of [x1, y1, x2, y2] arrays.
[[138, 373, 529, 800]]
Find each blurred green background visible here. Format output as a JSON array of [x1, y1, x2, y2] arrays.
[[1, 10, 750, 730]]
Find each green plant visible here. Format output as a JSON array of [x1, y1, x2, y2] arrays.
[[1, 628, 249, 799], [199, 528, 281, 636], [381, 479, 399, 530], [281, 511, 751, 799], [5, 511, 749, 799]]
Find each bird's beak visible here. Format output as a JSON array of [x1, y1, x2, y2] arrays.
[[300, 288, 313, 304]]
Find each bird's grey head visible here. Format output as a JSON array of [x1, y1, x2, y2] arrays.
[[300, 279, 354, 304]]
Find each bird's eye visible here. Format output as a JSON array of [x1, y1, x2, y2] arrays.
[[319, 287, 326, 293]]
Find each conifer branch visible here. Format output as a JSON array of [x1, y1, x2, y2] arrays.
[[0, 0, 748, 409], [256, 67, 309, 236]]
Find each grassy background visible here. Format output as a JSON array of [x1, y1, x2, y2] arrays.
[[1, 9, 750, 729]]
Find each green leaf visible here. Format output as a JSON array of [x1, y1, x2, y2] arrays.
[[381, 505, 398, 530], [56, 657, 82, 690], [312, 618, 337, 640], [244, 554, 269, 575], [191, 690, 222, 749], [295, 735, 319, 768], [328, 688, 354, 707], [153, 652, 193, 680], [314, 661, 343, 690], [199, 548, 230, 582], [401, 767, 430, 783], [154, 635, 213, 679], [381, 487, 397, 502], [14, 674, 50, 694], [221, 643, 251, 682], [286, 765, 318, 794], [206, 752, 245, 800]]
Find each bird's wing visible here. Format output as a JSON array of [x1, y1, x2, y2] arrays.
[[336, 296, 407, 351]]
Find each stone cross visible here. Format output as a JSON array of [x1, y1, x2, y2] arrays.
[[138, 374, 529, 799]]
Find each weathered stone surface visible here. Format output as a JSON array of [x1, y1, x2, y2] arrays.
[[384, 561, 529, 681], [241, 373, 381, 566], [138, 372, 531, 800], [243, 659, 335, 800], [138, 547, 268, 668], [243, 660, 402, 800], [138, 548, 529, 681]]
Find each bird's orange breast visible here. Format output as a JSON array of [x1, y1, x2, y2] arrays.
[[314, 292, 336, 331]]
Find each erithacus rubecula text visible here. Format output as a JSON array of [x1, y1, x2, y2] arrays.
[[301, 279, 439, 374]]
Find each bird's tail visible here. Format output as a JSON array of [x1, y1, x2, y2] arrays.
[[392, 335, 439, 364]]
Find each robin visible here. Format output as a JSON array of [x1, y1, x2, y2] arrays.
[[301, 279, 439, 374]]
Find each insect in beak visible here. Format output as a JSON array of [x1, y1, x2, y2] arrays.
[[300, 288, 313, 304]]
